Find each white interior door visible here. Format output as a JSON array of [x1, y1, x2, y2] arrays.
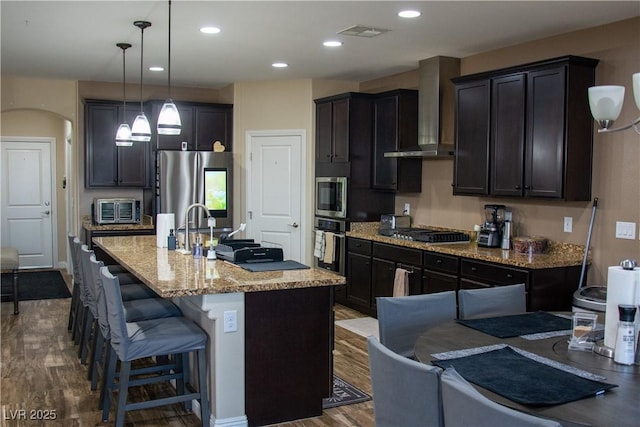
[[247, 130, 305, 262], [1, 138, 56, 269]]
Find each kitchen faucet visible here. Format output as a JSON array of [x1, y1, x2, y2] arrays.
[[178, 203, 212, 255]]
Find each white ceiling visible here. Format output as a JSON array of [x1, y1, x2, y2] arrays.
[[1, 1, 638, 89]]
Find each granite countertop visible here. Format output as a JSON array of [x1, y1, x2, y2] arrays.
[[83, 217, 155, 231], [347, 222, 587, 270], [93, 235, 345, 298]]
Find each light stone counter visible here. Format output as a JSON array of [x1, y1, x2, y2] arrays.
[[93, 235, 345, 298], [348, 222, 587, 269]]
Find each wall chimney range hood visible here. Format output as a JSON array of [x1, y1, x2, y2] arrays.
[[384, 56, 460, 158]]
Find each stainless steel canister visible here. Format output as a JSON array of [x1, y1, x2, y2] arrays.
[[501, 220, 512, 250]]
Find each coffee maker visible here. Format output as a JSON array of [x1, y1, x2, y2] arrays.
[[478, 204, 506, 248]]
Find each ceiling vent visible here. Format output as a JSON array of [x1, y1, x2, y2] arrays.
[[338, 25, 390, 38]]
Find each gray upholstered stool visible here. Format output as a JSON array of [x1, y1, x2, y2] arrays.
[[1, 247, 20, 315]]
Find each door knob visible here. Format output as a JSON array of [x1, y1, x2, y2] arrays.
[[289, 222, 299, 228]]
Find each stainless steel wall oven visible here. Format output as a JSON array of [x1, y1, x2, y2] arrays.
[[313, 217, 347, 276]]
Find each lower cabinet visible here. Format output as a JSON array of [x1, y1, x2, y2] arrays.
[[344, 237, 580, 316]]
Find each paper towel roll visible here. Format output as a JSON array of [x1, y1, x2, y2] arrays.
[[604, 266, 640, 349], [156, 213, 175, 248]]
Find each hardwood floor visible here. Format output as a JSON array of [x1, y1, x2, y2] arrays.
[[1, 275, 375, 426]]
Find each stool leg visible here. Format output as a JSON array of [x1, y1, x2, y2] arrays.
[[197, 349, 210, 426], [101, 345, 116, 420], [115, 361, 131, 427], [12, 268, 19, 315], [67, 282, 78, 330]]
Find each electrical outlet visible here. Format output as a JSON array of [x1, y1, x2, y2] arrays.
[[404, 203, 410, 215], [564, 217, 572, 233], [615, 221, 637, 240], [223, 310, 237, 333]]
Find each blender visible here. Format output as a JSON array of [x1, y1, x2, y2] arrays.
[[478, 204, 505, 248]]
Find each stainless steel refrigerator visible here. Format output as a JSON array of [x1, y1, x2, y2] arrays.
[[156, 150, 234, 231]]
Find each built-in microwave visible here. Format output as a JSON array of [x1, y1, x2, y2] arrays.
[[93, 198, 141, 224], [315, 177, 347, 219]]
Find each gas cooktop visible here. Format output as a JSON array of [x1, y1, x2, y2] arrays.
[[379, 228, 471, 244]]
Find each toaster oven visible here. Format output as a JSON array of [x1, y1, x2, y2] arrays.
[[93, 198, 141, 224]]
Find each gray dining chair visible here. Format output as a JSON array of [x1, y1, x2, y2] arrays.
[[441, 367, 561, 427], [377, 291, 457, 358], [367, 336, 444, 427], [458, 283, 527, 320]]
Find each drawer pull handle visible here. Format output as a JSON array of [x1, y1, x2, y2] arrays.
[[507, 274, 513, 278], [436, 259, 442, 264]]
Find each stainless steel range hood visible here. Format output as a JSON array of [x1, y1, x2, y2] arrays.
[[384, 56, 460, 158]]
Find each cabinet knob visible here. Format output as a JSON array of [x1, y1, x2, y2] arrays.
[[507, 273, 513, 278], [436, 259, 443, 264], [471, 267, 477, 271], [515, 185, 521, 190], [524, 185, 531, 190]]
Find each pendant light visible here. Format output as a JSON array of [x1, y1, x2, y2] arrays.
[[115, 43, 133, 146], [131, 20, 152, 142], [157, 0, 181, 135]]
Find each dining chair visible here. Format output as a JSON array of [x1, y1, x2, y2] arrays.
[[376, 291, 457, 358], [458, 283, 527, 320], [99, 267, 210, 426], [367, 336, 444, 427], [440, 367, 561, 427], [86, 252, 182, 391]]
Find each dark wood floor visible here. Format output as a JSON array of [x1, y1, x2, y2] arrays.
[[0, 274, 375, 426]]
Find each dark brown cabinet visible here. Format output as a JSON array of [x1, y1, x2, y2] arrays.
[[372, 90, 421, 193], [314, 93, 373, 177], [85, 100, 150, 188], [453, 56, 598, 200], [345, 237, 581, 315], [453, 80, 490, 195], [153, 101, 233, 152], [345, 238, 372, 311]]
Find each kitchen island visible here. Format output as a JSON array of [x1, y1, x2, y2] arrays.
[[93, 235, 346, 427]]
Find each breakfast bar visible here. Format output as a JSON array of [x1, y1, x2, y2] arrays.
[[92, 235, 346, 427]]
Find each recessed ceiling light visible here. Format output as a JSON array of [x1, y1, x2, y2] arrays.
[[398, 10, 421, 18], [149, 66, 164, 72], [323, 40, 343, 47], [200, 26, 221, 34], [272, 62, 288, 68]]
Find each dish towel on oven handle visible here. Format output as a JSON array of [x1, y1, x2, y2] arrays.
[[314, 230, 325, 259], [393, 267, 409, 296], [323, 232, 335, 264]]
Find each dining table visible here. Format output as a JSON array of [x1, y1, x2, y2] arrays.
[[414, 313, 639, 427]]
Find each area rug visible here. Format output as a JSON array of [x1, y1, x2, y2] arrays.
[[1, 270, 71, 302], [335, 317, 379, 339], [323, 375, 371, 409]]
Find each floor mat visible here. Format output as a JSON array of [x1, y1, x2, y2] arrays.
[[323, 375, 371, 409], [335, 317, 379, 338], [1, 270, 70, 301]]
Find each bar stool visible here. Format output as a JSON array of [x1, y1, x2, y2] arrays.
[[0, 247, 20, 315], [72, 237, 158, 350], [100, 267, 210, 426], [87, 253, 182, 391]]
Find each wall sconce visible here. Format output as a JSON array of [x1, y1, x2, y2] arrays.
[[588, 73, 640, 134]]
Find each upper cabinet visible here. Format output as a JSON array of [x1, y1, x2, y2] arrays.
[[85, 100, 150, 188], [152, 101, 233, 151], [372, 89, 421, 193], [452, 56, 598, 201], [314, 92, 374, 177]]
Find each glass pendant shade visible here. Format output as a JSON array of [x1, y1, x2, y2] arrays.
[[633, 72, 640, 110], [115, 124, 133, 146], [157, 101, 182, 135], [588, 85, 625, 129], [131, 113, 152, 142]]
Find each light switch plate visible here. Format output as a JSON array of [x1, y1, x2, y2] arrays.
[[615, 221, 636, 240], [564, 217, 572, 233]]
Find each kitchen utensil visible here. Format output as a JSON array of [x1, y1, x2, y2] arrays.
[[578, 198, 598, 288]]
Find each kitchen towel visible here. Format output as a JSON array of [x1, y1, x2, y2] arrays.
[[393, 267, 409, 297], [323, 232, 335, 264], [156, 213, 175, 248], [314, 230, 325, 259], [604, 265, 640, 349]]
